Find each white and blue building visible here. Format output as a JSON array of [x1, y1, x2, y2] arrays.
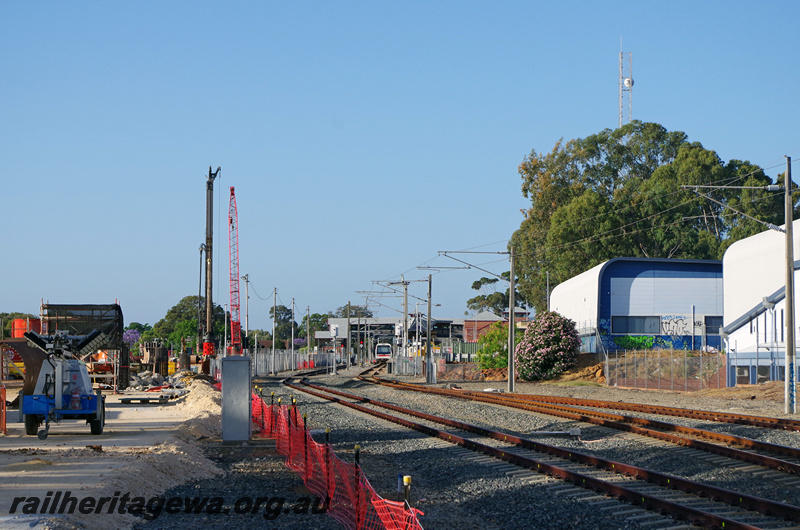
[[720, 220, 800, 386], [550, 257, 724, 354]]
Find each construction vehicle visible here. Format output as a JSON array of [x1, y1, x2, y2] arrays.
[[20, 330, 107, 440]]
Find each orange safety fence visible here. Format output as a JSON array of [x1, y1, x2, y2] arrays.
[[251, 392, 424, 530], [1, 385, 6, 435]]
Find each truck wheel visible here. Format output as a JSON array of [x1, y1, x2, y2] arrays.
[[24, 414, 40, 436], [90, 400, 105, 435]]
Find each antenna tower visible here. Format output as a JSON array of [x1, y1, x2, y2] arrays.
[[228, 186, 242, 354], [619, 47, 633, 128]]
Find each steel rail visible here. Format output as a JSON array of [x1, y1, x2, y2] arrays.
[[286, 378, 799, 529], [493, 392, 800, 432], [366, 376, 800, 475], [455, 389, 800, 459]]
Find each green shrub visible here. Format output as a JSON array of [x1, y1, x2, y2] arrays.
[[515, 311, 580, 381], [476, 321, 522, 369]]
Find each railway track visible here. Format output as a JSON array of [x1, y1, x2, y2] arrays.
[[285, 374, 800, 529], [362, 374, 800, 478], [496, 393, 800, 432]]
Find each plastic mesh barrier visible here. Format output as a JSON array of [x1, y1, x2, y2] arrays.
[[250, 392, 424, 530], [0, 386, 6, 435]]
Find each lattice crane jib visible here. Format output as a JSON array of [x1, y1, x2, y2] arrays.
[[228, 187, 242, 352]]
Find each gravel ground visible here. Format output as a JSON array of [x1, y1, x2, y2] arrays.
[[134, 365, 799, 529], [133, 441, 341, 530]]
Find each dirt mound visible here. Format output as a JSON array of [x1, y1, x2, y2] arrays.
[[442, 354, 605, 383], [548, 355, 605, 384], [694, 379, 784, 402], [481, 368, 507, 381]]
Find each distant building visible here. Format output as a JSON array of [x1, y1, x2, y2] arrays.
[[325, 315, 464, 350], [462, 311, 505, 342], [550, 258, 723, 353]]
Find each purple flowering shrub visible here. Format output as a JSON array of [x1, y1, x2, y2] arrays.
[[123, 329, 141, 345], [515, 311, 580, 381]]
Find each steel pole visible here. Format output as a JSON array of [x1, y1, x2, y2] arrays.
[[508, 246, 516, 393], [204, 166, 220, 355], [346, 302, 351, 370], [786, 156, 796, 414], [426, 274, 435, 384], [242, 274, 250, 354], [404, 276, 408, 358]]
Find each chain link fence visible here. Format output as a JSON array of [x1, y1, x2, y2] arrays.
[[604, 349, 726, 391]]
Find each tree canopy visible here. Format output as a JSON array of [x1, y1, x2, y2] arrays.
[[145, 295, 225, 346], [269, 305, 297, 345], [299, 312, 329, 341], [511, 121, 792, 313], [330, 305, 374, 319], [466, 274, 529, 316]]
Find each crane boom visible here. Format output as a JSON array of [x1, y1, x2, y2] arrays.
[[228, 186, 242, 353]]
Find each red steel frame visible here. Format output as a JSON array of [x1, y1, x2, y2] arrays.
[[228, 187, 242, 353]]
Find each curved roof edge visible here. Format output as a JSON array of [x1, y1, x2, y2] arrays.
[[721, 258, 800, 335]]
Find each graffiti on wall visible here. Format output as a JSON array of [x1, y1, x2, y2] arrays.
[[597, 317, 691, 351], [661, 315, 690, 337]]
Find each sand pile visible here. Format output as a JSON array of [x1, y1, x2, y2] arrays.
[[3, 380, 225, 530], [173, 379, 222, 441]]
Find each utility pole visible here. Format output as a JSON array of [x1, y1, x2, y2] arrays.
[[203, 166, 221, 357], [388, 276, 411, 357], [223, 303, 228, 354], [403, 276, 408, 357], [196, 243, 205, 363], [786, 156, 796, 414], [242, 273, 249, 354], [685, 180, 796, 413], [365, 296, 371, 363], [346, 301, 351, 369], [426, 274, 436, 384], [508, 246, 516, 393], [546, 271, 551, 312], [272, 288, 276, 373], [307, 306, 311, 355], [291, 298, 295, 370]]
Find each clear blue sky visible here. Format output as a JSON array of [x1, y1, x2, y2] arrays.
[[3, 1, 799, 333]]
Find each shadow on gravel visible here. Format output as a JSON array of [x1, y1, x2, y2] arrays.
[[132, 439, 341, 530]]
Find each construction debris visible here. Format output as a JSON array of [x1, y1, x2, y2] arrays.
[[127, 370, 198, 392]]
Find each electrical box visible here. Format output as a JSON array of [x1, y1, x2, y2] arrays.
[[221, 355, 251, 442]]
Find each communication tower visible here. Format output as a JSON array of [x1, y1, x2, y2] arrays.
[[619, 48, 633, 128]]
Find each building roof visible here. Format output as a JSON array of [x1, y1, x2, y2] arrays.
[[721, 259, 800, 335], [464, 311, 505, 322], [723, 219, 800, 326]]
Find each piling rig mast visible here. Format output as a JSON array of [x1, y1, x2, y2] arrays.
[[228, 187, 242, 354], [203, 166, 221, 357]]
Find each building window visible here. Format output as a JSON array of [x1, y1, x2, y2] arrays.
[[611, 316, 660, 334], [704, 316, 723, 335]]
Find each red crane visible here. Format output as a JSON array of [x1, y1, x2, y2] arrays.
[[228, 186, 242, 353]]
